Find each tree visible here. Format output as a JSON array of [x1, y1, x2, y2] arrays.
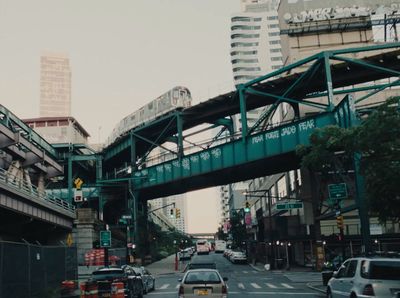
[[229, 211, 247, 249], [297, 97, 400, 223], [354, 97, 400, 223]]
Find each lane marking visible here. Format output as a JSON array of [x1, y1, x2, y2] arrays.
[[281, 283, 294, 289], [228, 292, 316, 295], [252, 270, 258, 274], [243, 271, 249, 274], [238, 283, 245, 289], [266, 283, 277, 288], [175, 284, 180, 289], [158, 283, 169, 289], [251, 283, 261, 289]]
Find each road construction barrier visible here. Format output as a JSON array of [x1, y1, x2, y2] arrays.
[[80, 281, 98, 298], [60, 280, 80, 298], [111, 282, 124, 298]]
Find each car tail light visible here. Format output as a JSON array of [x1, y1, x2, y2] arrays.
[[362, 284, 375, 296], [178, 285, 184, 297], [222, 284, 227, 294]]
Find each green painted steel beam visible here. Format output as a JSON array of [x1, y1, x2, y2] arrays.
[[248, 102, 280, 136], [238, 85, 248, 140], [324, 52, 335, 111], [243, 52, 321, 88], [246, 87, 329, 110], [330, 42, 400, 56], [332, 55, 400, 77], [306, 81, 400, 99], [71, 154, 99, 162], [131, 131, 176, 156], [355, 78, 400, 104]]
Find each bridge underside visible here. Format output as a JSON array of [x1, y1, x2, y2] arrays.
[[141, 152, 299, 200]]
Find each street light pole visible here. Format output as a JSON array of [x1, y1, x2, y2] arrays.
[[267, 191, 275, 270]]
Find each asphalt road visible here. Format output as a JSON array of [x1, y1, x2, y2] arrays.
[[146, 252, 324, 297]]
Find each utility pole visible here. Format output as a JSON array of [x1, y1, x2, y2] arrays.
[[267, 191, 275, 269]]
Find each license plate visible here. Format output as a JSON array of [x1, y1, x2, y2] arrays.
[[99, 294, 111, 298], [195, 289, 209, 296]]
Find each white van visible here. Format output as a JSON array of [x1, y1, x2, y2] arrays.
[[215, 240, 226, 253]]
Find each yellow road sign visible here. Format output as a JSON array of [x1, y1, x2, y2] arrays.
[[66, 233, 73, 247], [74, 178, 83, 189]]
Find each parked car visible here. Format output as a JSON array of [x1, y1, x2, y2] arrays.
[[124, 265, 156, 294], [178, 269, 228, 298], [327, 257, 400, 298], [179, 250, 192, 261], [229, 251, 247, 264], [91, 266, 144, 298]]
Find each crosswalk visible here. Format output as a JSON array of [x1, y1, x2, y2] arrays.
[[157, 282, 296, 291]]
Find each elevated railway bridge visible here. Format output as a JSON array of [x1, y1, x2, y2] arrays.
[[1, 43, 399, 247], [96, 43, 400, 253]]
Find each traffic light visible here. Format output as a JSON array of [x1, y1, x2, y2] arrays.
[[176, 208, 181, 219], [170, 208, 175, 218], [336, 215, 344, 230], [244, 201, 250, 213]]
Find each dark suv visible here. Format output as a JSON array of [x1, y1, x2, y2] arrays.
[[91, 267, 144, 298]]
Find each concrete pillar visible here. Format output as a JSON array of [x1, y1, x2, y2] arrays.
[[73, 208, 103, 265]]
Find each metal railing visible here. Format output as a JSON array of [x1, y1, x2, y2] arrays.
[[0, 168, 75, 213]]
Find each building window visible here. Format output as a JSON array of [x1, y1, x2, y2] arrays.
[[231, 33, 260, 39], [271, 57, 282, 61], [267, 16, 278, 20], [231, 58, 258, 64], [271, 65, 281, 70], [231, 50, 258, 56], [269, 40, 280, 45], [231, 25, 261, 30], [233, 67, 261, 72], [231, 42, 259, 47], [268, 32, 280, 37], [277, 176, 287, 199], [268, 24, 279, 29], [270, 48, 281, 53]]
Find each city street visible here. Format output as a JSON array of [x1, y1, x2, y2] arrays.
[[147, 252, 324, 297]]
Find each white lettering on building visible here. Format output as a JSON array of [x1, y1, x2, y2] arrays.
[[280, 125, 297, 137], [252, 135, 264, 144], [298, 119, 315, 131], [284, 4, 400, 23], [265, 130, 280, 140]]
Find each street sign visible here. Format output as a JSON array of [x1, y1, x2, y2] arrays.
[[276, 202, 303, 210], [100, 230, 111, 248], [328, 183, 348, 200], [66, 233, 73, 247], [74, 189, 83, 202], [74, 177, 83, 189], [122, 215, 132, 220]]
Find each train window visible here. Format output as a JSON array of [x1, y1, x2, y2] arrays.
[[148, 102, 153, 110], [130, 115, 135, 120], [173, 89, 179, 99], [180, 90, 186, 99]]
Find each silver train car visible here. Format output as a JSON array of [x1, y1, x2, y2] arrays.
[[105, 86, 192, 147]]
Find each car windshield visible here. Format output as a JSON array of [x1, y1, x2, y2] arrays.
[[368, 261, 400, 280], [185, 271, 221, 284]]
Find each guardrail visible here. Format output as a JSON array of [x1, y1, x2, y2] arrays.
[[0, 168, 75, 213]]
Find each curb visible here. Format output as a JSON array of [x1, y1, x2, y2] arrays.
[[306, 282, 326, 294]]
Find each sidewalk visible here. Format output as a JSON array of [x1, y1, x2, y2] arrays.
[[146, 254, 185, 276]]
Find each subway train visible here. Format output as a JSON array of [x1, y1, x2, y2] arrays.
[[105, 86, 192, 147]]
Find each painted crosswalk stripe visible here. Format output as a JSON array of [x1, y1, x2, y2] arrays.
[[251, 283, 261, 289], [281, 283, 294, 289], [159, 284, 169, 289], [266, 283, 277, 288], [176, 284, 180, 289], [252, 271, 258, 274], [243, 271, 249, 274], [238, 283, 245, 289]]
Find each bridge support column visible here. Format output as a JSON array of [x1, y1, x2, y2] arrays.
[[67, 154, 73, 204], [238, 85, 248, 140], [130, 132, 136, 168], [177, 112, 184, 158]]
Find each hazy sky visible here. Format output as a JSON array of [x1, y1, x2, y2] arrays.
[[0, 0, 241, 233]]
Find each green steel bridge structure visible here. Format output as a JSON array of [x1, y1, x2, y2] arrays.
[[61, 43, 400, 253]]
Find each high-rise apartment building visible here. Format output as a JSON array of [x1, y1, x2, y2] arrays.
[[231, 0, 282, 86], [40, 52, 71, 117], [151, 194, 188, 233]]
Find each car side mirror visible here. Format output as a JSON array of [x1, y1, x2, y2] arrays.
[[223, 277, 228, 282], [178, 278, 182, 282], [332, 271, 338, 278]]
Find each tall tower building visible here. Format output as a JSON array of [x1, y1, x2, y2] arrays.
[[231, 0, 282, 86], [40, 52, 72, 117], [151, 194, 188, 233]]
